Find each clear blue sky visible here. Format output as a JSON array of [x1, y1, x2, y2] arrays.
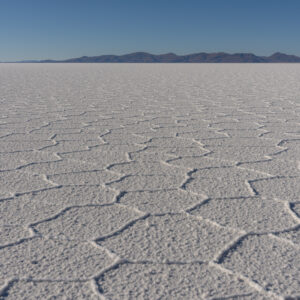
[[1, 0, 300, 61]]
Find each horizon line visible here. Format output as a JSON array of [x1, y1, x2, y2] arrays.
[[2, 51, 300, 63]]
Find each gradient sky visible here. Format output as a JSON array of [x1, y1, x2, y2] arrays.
[[1, 0, 300, 61]]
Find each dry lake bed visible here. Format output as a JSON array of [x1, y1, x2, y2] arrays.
[[0, 63, 299, 299]]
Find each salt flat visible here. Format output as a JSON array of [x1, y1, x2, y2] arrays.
[[0, 63, 299, 299]]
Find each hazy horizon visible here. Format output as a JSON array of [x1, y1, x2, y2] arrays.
[[2, 50, 300, 63]]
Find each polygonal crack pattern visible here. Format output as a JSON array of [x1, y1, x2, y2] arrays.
[[0, 64, 299, 299]]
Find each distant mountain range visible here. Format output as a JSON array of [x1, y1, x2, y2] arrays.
[[10, 52, 300, 63]]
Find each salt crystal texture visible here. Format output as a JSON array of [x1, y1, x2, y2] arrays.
[[0, 63, 299, 299]]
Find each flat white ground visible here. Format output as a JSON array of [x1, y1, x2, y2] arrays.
[[0, 63, 299, 299]]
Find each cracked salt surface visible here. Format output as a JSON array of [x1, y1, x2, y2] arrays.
[[0, 63, 299, 299]]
